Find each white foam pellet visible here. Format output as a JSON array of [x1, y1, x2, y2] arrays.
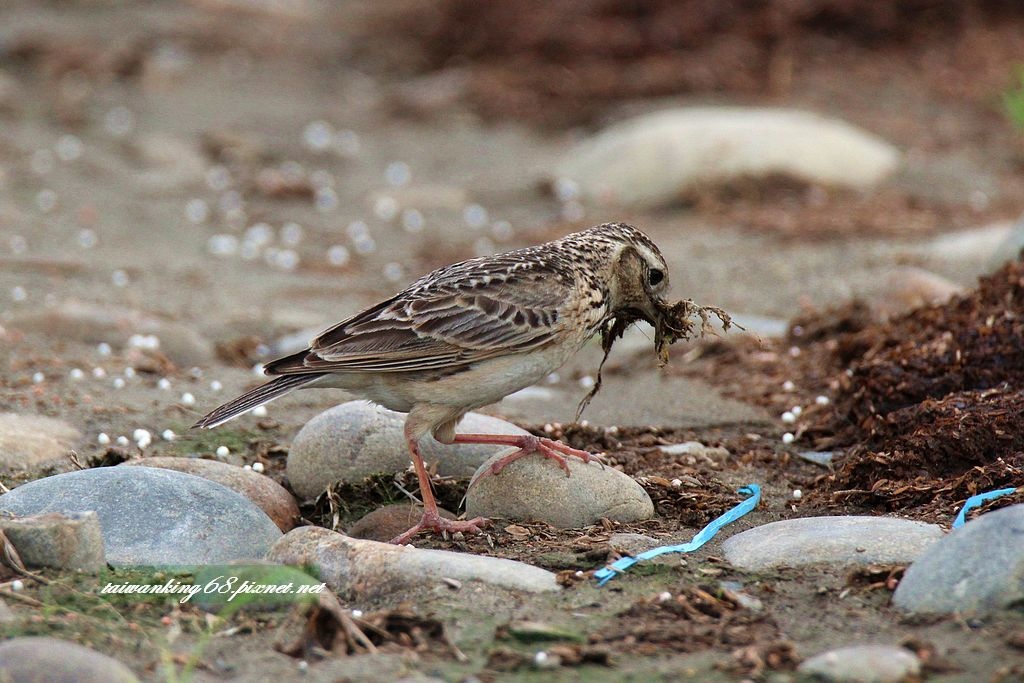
[[69, 368, 84, 380], [210, 380, 223, 392], [251, 405, 267, 417], [32, 372, 44, 384], [791, 405, 803, 416], [781, 411, 796, 424], [162, 429, 176, 441], [782, 380, 796, 392], [116, 435, 130, 447], [816, 395, 830, 406], [792, 489, 803, 500], [252, 462, 265, 473], [216, 446, 229, 458], [782, 432, 795, 444], [112, 377, 125, 389], [180, 392, 196, 406], [97, 433, 111, 445], [97, 342, 112, 356]]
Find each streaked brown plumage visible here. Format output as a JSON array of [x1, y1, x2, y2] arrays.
[[195, 222, 670, 543]]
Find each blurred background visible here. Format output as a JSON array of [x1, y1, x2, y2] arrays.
[[2, 0, 1024, 395]]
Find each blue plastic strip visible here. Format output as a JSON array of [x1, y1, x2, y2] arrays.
[[594, 484, 761, 586], [952, 487, 1017, 529]]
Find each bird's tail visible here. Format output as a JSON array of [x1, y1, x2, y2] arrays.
[[192, 373, 325, 429]]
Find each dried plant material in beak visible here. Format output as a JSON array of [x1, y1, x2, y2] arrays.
[[575, 298, 740, 420]]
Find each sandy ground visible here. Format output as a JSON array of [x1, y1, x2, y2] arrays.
[[2, 1, 1024, 681]]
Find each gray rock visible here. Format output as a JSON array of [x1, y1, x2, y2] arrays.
[[120, 457, 299, 531], [893, 504, 1024, 614], [798, 644, 920, 683], [0, 636, 139, 683], [797, 451, 835, 467], [0, 467, 281, 567], [465, 453, 654, 528], [657, 441, 729, 459], [555, 107, 899, 208], [0, 412, 80, 474], [988, 214, 1024, 270], [723, 516, 944, 570], [268, 526, 559, 598], [608, 532, 661, 555], [287, 401, 529, 499], [0, 511, 105, 572]]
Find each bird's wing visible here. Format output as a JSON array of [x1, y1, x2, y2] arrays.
[[266, 256, 573, 375]]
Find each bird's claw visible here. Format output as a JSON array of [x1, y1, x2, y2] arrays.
[[389, 511, 490, 545]]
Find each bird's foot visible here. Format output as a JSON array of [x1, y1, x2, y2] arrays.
[[486, 435, 603, 477], [389, 509, 490, 545]]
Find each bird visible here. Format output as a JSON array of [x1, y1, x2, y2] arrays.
[[194, 222, 671, 544]]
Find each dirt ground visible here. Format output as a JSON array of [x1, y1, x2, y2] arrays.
[[2, 1, 1024, 681]]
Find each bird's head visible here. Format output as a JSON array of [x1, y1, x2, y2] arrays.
[[592, 223, 670, 325]]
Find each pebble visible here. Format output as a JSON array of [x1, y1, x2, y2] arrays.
[[267, 526, 560, 599], [120, 457, 300, 531], [657, 441, 729, 459], [555, 107, 899, 208], [0, 637, 140, 683], [0, 412, 81, 475], [465, 452, 654, 528], [798, 644, 920, 683], [893, 504, 1024, 614], [0, 511, 106, 572], [286, 401, 530, 499], [874, 266, 963, 318], [347, 503, 457, 542], [797, 450, 835, 467], [722, 516, 944, 570], [0, 467, 281, 566]]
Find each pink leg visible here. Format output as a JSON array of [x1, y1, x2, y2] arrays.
[[389, 433, 490, 545], [454, 433, 603, 477]]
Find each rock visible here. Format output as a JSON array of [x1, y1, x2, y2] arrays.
[[0, 511, 105, 572], [347, 503, 455, 542], [873, 267, 962, 318], [911, 220, 1015, 265], [268, 526, 559, 598], [988, 214, 1024, 269], [120, 457, 299, 531], [798, 644, 920, 683], [0, 467, 281, 567], [465, 454, 654, 528], [723, 516, 944, 570], [287, 401, 530, 499], [0, 412, 80, 474], [7, 301, 214, 367], [893, 504, 1024, 614], [0, 637, 139, 683], [556, 107, 900, 208], [608, 532, 661, 555], [797, 451, 835, 467], [657, 441, 729, 459]]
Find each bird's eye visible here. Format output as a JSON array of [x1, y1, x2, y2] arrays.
[[648, 268, 664, 287]]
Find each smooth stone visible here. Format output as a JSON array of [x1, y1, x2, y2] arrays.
[[723, 516, 944, 570], [7, 301, 214, 367], [988, 215, 1024, 270], [0, 413, 80, 474], [657, 441, 730, 459], [556, 107, 899, 208], [0, 511, 105, 572], [0, 467, 281, 567], [267, 526, 560, 598], [608, 532, 661, 555], [0, 637, 139, 683], [893, 504, 1024, 614], [287, 401, 530, 499], [798, 644, 920, 683], [797, 451, 835, 467], [120, 457, 299, 531], [911, 220, 1014, 264], [465, 454, 654, 528], [347, 503, 455, 542]]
